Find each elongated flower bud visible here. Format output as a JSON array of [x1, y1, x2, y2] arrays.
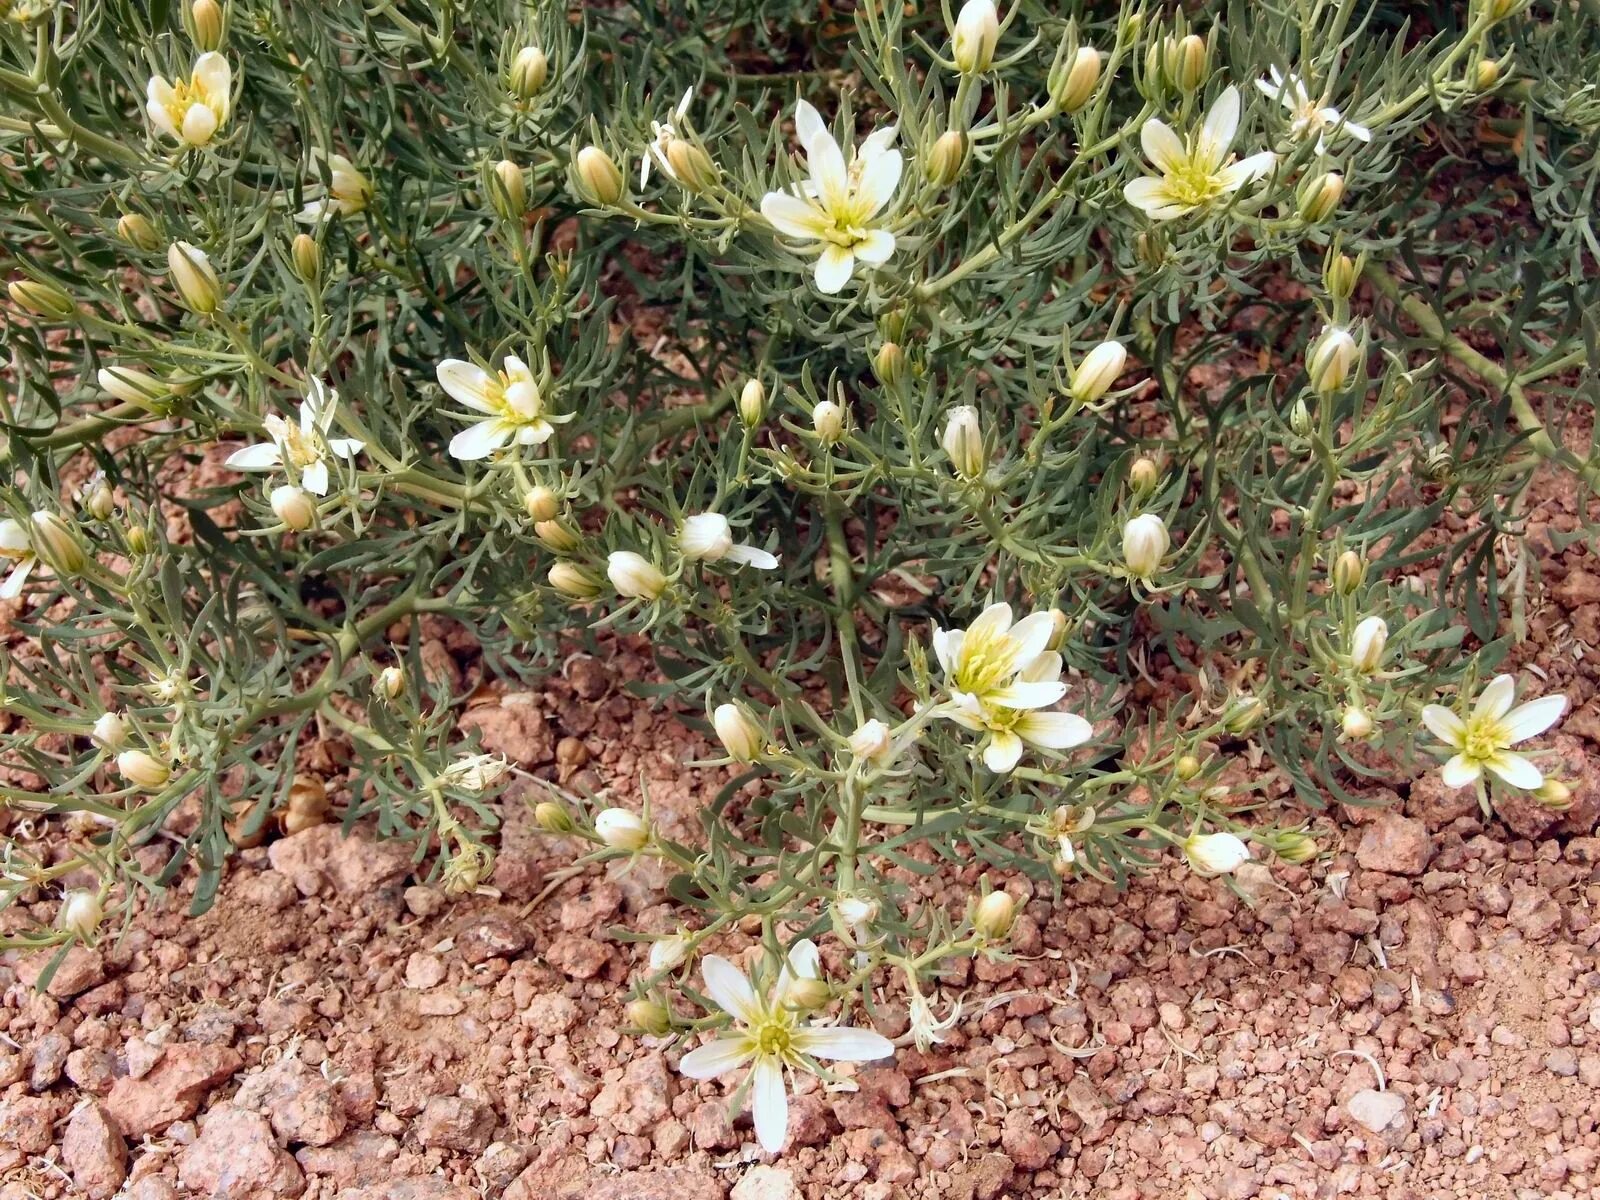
[[712, 702, 762, 762], [191, 0, 224, 51], [1350, 615, 1388, 673], [1058, 47, 1102, 112], [1174, 34, 1207, 91], [167, 241, 223, 314], [574, 146, 624, 206], [524, 486, 560, 522], [649, 932, 692, 973], [491, 159, 527, 219], [738, 379, 766, 427], [29, 511, 87, 576], [84, 477, 115, 522], [1071, 340, 1126, 404], [952, 0, 1000, 74], [117, 749, 171, 789], [874, 341, 906, 386], [548, 561, 603, 600], [607, 550, 666, 600], [627, 997, 672, 1035], [1326, 252, 1358, 300], [782, 977, 832, 1012], [534, 518, 581, 554], [1298, 171, 1345, 223], [1184, 831, 1249, 875], [849, 718, 892, 762], [509, 46, 548, 99], [535, 800, 576, 832], [941, 405, 985, 478], [1122, 513, 1169, 579], [118, 213, 161, 252], [271, 485, 316, 531], [291, 233, 321, 283], [1129, 456, 1161, 493], [1333, 550, 1365, 595], [665, 138, 717, 193], [92, 712, 127, 750], [812, 400, 845, 444], [1308, 326, 1358, 394], [973, 890, 1017, 940], [1536, 778, 1572, 809], [376, 665, 406, 700], [1274, 831, 1320, 864], [58, 890, 103, 939], [98, 366, 169, 410], [1341, 706, 1374, 738], [926, 130, 967, 187], [8, 279, 75, 319], [595, 807, 648, 851]]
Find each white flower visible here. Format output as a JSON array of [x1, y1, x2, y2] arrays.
[[848, 718, 893, 762], [1124, 86, 1276, 220], [712, 703, 763, 762], [759, 101, 903, 294], [678, 954, 894, 1154], [147, 53, 232, 147], [296, 154, 373, 223], [941, 405, 984, 478], [437, 753, 510, 792], [1421, 674, 1566, 790], [680, 513, 779, 569], [1184, 831, 1250, 875], [1350, 616, 1388, 674], [934, 603, 1093, 773], [1071, 341, 1127, 404], [1122, 513, 1170, 579], [436, 356, 568, 460], [595, 807, 650, 850], [0, 518, 37, 600], [1254, 67, 1371, 154], [1308, 325, 1359, 394], [951, 0, 1000, 74], [640, 88, 694, 188], [225, 380, 364, 496], [649, 932, 693, 974], [608, 550, 667, 600]]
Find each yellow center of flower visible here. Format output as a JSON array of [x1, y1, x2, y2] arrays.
[[1462, 719, 1505, 763], [754, 1015, 795, 1058], [1162, 159, 1225, 208], [163, 77, 218, 123], [953, 629, 1019, 699], [280, 424, 320, 468]]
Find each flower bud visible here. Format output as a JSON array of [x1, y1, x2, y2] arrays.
[[1350, 615, 1388, 674], [1487, 0, 1516, 19], [1058, 46, 1102, 112], [124, 524, 150, 556], [92, 711, 127, 751], [1174, 34, 1207, 91], [117, 749, 171, 789], [1298, 171, 1345, 223], [1046, 607, 1069, 649], [1183, 831, 1249, 876], [1121, 513, 1169, 579], [782, 977, 832, 1012], [1274, 831, 1320, 864], [1536, 778, 1573, 810], [510, 489, 554, 528], [648, 932, 692, 974], [1223, 694, 1265, 734], [738, 379, 766, 427], [973, 890, 1017, 940], [83, 478, 115, 521], [712, 702, 763, 762], [8, 279, 74, 319], [509, 46, 548, 99], [607, 550, 666, 600], [547, 561, 603, 600], [811, 400, 845, 444], [1289, 397, 1312, 437], [167, 241, 223, 314], [1071, 340, 1127, 404], [191, 0, 224, 50], [1341, 706, 1374, 738], [1475, 60, 1500, 89], [97, 366, 169, 411], [534, 518, 581, 554], [535, 800, 576, 833], [58, 890, 103, 939], [30, 511, 87, 576], [951, 0, 1000, 74], [1307, 325, 1358, 394], [1175, 753, 1202, 780], [665, 138, 717, 193], [1326, 253, 1358, 300], [1333, 550, 1365, 595], [377, 664, 405, 700], [874, 341, 905, 386], [291, 232, 321, 283], [491, 159, 527, 219], [849, 718, 893, 762], [118, 213, 161, 252], [574, 146, 624, 206], [595, 807, 649, 851], [926, 130, 967, 187], [680, 513, 734, 562], [941, 405, 985, 479], [626, 997, 672, 1035], [271, 484, 317, 531], [1129, 456, 1160, 493]]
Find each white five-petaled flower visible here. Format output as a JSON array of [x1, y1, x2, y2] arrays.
[[0, 518, 37, 600], [296, 154, 373, 223], [1254, 67, 1371, 154], [640, 88, 694, 188], [759, 100, 903, 294], [147, 53, 232, 148], [436, 355, 569, 460], [1124, 85, 1276, 221], [678, 949, 895, 1154], [933, 603, 1093, 773], [225, 380, 364, 497], [679, 513, 779, 569], [1421, 674, 1566, 791]]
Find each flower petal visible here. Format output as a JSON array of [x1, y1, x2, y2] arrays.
[[760, 192, 829, 240], [301, 460, 330, 497], [983, 730, 1025, 773], [750, 1057, 789, 1155], [448, 419, 510, 461], [795, 1024, 895, 1062], [814, 244, 854, 294], [853, 228, 895, 265], [1124, 177, 1189, 220], [1420, 705, 1466, 748], [1485, 751, 1543, 791], [807, 129, 850, 215], [224, 442, 282, 471], [1217, 151, 1276, 193], [725, 543, 780, 569], [1016, 651, 1063, 684], [1500, 695, 1565, 744], [985, 680, 1067, 709], [1199, 85, 1241, 165], [1015, 711, 1093, 750], [1139, 119, 1186, 174], [1007, 611, 1057, 665], [966, 602, 1013, 643], [1, 558, 35, 600], [700, 955, 761, 1026], [1474, 674, 1517, 722], [794, 100, 827, 151], [436, 360, 497, 412], [1439, 754, 1481, 789], [855, 147, 903, 217], [328, 438, 364, 459], [779, 938, 819, 993], [931, 628, 959, 674], [678, 1036, 754, 1080], [193, 53, 231, 111]]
